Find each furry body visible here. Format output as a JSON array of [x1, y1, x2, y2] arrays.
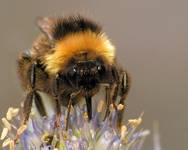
[[17, 15, 130, 128]]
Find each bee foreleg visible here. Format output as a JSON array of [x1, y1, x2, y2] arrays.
[[85, 94, 92, 121], [54, 97, 61, 128], [104, 83, 119, 120], [117, 71, 131, 127], [65, 91, 80, 130], [103, 85, 110, 120], [104, 66, 120, 120], [52, 74, 62, 128]]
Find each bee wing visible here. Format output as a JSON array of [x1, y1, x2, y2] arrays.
[[37, 17, 56, 40]]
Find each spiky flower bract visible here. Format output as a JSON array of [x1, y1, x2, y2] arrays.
[[1, 100, 149, 150]]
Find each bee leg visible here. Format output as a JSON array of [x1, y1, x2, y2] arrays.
[[22, 91, 47, 124], [103, 85, 110, 120], [52, 75, 62, 128], [26, 62, 46, 117], [22, 62, 38, 124], [85, 94, 92, 120], [14, 92, 35, 143], [23, 62, 47, 121], [65, 91, 80, 130], [104, 83, 118, 120], [65, 97, 72, 130], [22, 92, 33, 124], [117, 71, 131, 127], [54, 98, 61, 128], [104, 67, 120, 120], [15, 62, 44, 142]]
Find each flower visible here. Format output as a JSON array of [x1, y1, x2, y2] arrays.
[[1, 101, 149, 150]]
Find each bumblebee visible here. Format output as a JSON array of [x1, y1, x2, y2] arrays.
[[17, 15, 130, 129]]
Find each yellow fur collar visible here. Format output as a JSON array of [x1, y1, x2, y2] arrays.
[[44, 31, 115, 74]]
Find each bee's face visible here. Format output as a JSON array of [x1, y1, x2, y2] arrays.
[[63, 57, 107, 91]]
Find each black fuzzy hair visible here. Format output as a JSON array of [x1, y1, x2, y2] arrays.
[[52, 15, 102, 40]]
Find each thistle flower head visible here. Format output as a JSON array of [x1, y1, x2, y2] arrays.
[[1, 101, 149, 150]]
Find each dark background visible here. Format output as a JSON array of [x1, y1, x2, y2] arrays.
[[0, 0, 187, 149]]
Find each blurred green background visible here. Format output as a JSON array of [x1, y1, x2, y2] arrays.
[[0, 0, 187, 149]]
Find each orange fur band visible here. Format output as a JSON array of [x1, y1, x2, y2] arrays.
[[44, 31, 115, 74]]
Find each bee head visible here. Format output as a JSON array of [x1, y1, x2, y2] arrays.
[[60, 52, 107, 90], [38, 15, 116, 87]]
